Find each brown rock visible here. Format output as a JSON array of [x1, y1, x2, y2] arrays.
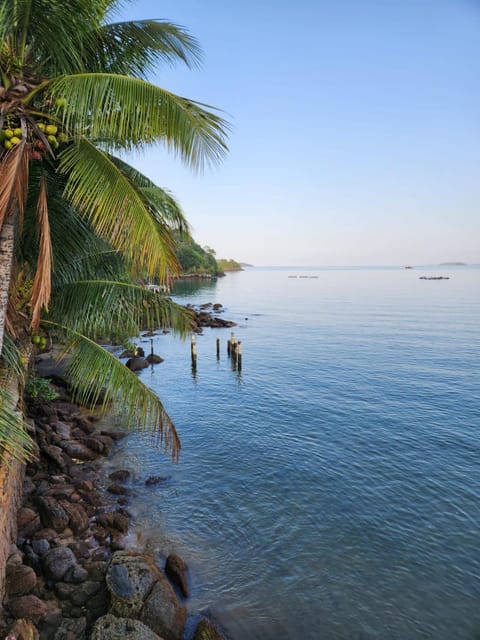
[[36, 497, 69, 532], [165, 553, 189, 598], [60, 440, 99, 461], [8, 595, 47, 623], [108, 469, 131, 482], [17, 507, 41, 537], [140, 576, 187, 640], [107, 483, 128, 496], [6, 564, 37, 597], [60, 501, 89, 533]]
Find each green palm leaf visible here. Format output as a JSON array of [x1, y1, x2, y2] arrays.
[[109, 157, 190, 233], [47, 279, 194, 340], [49, 73, 229, 169], [0, 386, 34, 462], [95, 20, 202, 76], [59, 139, 178, 279], [42, 321, 181, 459]]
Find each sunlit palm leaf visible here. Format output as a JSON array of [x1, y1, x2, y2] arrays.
[[95, 20, 202, 76], [47, 279, 194, 339], [109, 157, 190, 233], [0, 386, 34, 462], [49, 74, 229, 169], [0, 333, 23, 379], [42, 321, 180, 459], [59, 139, 178, 279]]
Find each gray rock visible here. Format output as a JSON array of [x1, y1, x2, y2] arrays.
[[90, 614, 162, 640], [140, 576, 187, 640], [106, 552, 161, 618], [53, 616, 87, 640], [42, 546, 77, 581], [32, 538, 50, 556]]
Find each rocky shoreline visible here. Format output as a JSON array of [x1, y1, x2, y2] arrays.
[[0, 381, 225, 640]]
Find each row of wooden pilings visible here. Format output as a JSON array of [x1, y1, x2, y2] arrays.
[[190, 332, 242, 371]]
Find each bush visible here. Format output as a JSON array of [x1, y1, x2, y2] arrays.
[[26, 376, 59, 402]]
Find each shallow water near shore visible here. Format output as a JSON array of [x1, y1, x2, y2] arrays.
[[107, 266, 480, 640]]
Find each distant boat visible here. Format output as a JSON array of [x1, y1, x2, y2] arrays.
[[405, 265, 413, 269]]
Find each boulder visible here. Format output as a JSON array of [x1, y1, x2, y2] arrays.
[[91, 614, 162, 640], [42, 546, 77, 581], [8, 595, 47, 623], [60, 501, 89, 533], [106, 552, 161, 618], [60, 440, 99, 461], [165, 554, 189, 598], [17, 507, 41, 537], [52, 616, 87, 640], [109, 469, 131, 482], [5, 563, 37, 598], [126, 357, 149, 371], [145, 353, 163, 365], [140, 576, 187, 640], [36, 497, 69, 532]]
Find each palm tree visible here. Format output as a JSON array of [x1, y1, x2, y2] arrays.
[[0, 0, 229, 458]]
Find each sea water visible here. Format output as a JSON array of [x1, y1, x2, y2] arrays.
[[106, 266, 480, 640]]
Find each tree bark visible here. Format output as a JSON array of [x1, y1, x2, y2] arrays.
[[0, 213, 16, 356]]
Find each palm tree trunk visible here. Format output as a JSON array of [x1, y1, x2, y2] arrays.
[[0, 213, 16, 356]]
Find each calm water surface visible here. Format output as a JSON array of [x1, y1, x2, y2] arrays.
[[106, 266, 480, 640]]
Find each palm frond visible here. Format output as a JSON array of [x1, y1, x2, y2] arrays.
[[0, 332, 23, 379], [47, 279, 194, 339], [42, 321, 181, 459], [0, 385, 34, 462], [58, 139, 178, 279], [49, 73, 229, 170], [95, 20, 202, 76], [109, 157, 190, 233]]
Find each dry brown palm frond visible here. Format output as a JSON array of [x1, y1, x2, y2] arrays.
[[0, 140, 28, 232], [30, 176, 52, 330]]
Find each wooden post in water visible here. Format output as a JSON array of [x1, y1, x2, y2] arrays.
[[227, 332, 235, 356], [216, 338, 220, 359], [236, 341, 242, 371], [191, 334, 197, 367]]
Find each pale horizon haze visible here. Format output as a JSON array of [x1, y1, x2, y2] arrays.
[[117, 0, 480, 267]]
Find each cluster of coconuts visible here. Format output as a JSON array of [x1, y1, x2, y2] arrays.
[[0, 97, 68, 158], [0, 126, 24, 150], [32, 122, 68, 160], [31, 334, 48, 350]]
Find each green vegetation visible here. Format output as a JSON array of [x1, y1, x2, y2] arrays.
[[25, 376, 60, 402], [0, 0, 228, 460], [216, 258, 243, 272], [174, 233, 218, 275]]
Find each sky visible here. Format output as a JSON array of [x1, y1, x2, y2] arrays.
[[116, 0, 480, 266]]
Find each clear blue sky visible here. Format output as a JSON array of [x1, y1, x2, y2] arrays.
[[116, 0, 480, 266]]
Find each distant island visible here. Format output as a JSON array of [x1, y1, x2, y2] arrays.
[[439, 262, 466, 266], [217, 258, 243, 272]]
